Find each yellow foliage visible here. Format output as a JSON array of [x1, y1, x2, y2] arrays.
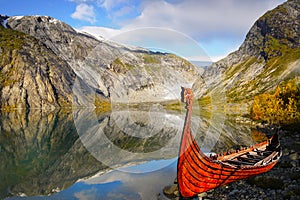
[[251, 130, 268, 143], [251, 79, 300, 125]]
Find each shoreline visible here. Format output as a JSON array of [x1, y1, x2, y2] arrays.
[[161, 125, 300, 200], [206, 126, 300, 200]]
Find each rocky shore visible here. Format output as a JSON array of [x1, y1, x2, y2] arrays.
[[161, 126, 300, 200]]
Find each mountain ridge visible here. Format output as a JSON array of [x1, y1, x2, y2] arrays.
[[1, 0, 299, 110], [196, 0, 300, 105], [0, 15, 203, 109]]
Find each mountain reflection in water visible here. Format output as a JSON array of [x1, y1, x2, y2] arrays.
[[1, 108, 258, 199], [6, 159, 178, 200]]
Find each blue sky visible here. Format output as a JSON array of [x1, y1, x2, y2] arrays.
[[0, 0, 286, 62]]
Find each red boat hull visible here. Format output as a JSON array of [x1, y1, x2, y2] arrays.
[[177, 129, 278, 197], [177, 88, 281, 198]]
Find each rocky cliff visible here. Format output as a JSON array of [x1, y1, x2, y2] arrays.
[[0, 15, 202, 109], [197, 0, 300, 103], [0, 24, 76, 110]]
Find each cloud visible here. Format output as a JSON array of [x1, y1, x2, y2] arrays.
[[84, 159, 177, 200], [101, 0, 139, 22], [75, 0, 286, 61], [70, 0, 138, 22], [78, 26, 122, 39], [101, 0, 129, 11], [74, 187, 98, 200], [78, 26, 212, 62], [113, 0, 285, 59], [69, 0, 130, 11], [123, 0, 285, 41], [112, 5, 135, 18], [69, 0, 103, 4], [71, 3, 97, 23]]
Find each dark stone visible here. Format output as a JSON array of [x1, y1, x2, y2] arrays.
[[163, 184, 180, 199], [247, 176, 284, 189]]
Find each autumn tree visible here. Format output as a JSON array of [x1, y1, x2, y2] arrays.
[[251, 79, 300, 125]]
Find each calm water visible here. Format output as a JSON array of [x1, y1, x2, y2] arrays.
[[0, 106, 260, 199]]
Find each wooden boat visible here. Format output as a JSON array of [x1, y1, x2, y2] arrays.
[[177, 87, 282, 198]]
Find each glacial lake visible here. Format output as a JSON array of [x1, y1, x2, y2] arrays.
[[0, 106, 264, 199]]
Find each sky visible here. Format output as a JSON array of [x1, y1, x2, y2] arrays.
[[0, 0, 286, 62]]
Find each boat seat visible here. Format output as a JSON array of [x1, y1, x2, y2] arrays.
[[226, 159, 255, 166], [246, 154, 266, 160], [237, 157, 257, 163], [254, 151, 279, 166]]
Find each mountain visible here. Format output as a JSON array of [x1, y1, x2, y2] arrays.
[[0, 15, 202, 110], [1, 0, 298, 110], [195, 0, 300, 104]]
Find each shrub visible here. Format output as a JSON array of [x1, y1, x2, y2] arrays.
[[250, 79, 300, 125]]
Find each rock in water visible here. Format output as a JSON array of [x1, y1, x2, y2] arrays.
[[163, 184, 179, 198]]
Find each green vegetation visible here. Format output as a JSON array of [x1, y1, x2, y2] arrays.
[[196, 95, 213, 118], [111, 58, 125, 72], [143, 54, 160, 64], [225, 57, 258, 79], [268, 48, 300, 76], [0, 71, 4, 87], [225, 34, 300, 103], [168, 54, 191, 66], [110, 58, 137, 73], [94, 98, 112, 114], [0, 26, 24, 51], [57, 97, 73, 110], [0, 67, 18, 87], [264, 36, 300, 76], [250, 78, 300, 125], [259, 3, 288, 23], [250, 130, 268, 143], [163, 95, 212, 112], [164, 53, 194, 72], [0, 27, 26, 89], [163, 101, 184, 112], [197, 95, 212, 107], [224, 57, 262, 103]]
